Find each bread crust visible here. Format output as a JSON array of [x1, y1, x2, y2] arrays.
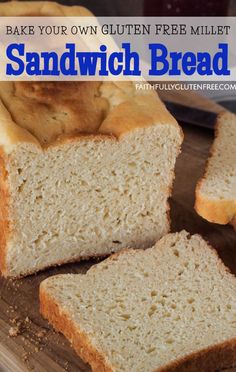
[[195, 194, 236, 225], [40, 287, 113, 372], [195, 112, 236, 227], [0, 147, 10, 274], [0, 82, 181, 150], [155, 339, 236, 372], [0, 1, 182, 150]]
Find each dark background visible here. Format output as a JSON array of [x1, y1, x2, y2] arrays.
[[0, 0, 235, 16]]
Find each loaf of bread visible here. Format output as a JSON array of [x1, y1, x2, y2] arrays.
[[40, 230, 236, 372], [0, 3, 182, 278], [195, 112, 236, 228]]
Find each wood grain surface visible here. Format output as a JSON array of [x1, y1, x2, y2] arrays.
[[0, 90, 235, 372]]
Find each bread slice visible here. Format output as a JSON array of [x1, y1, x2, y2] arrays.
[[40, 230, 236, 372], [195, 112, 236, 228], [0, 1, 183, 278]]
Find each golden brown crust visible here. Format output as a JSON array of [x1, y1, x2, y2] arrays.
[[40, 287, 113, 372], [155, 339, 236, 371], [0, 80, 181, 150], [0, 82, 110, 146], [0, 2, 182, 151], [99, 94, 179, 139], [0, 148, 10, 274], [0, 2, 109, 148], [195, 112, 236, 226], [195, 193, 236, 225]]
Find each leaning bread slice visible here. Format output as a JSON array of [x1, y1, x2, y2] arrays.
[[195, 111, 236, 228], [40, 230, 236, 372]]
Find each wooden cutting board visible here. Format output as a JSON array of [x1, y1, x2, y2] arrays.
[[0, 90, 235, 372]]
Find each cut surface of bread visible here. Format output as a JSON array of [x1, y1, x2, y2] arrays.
[[195, 112, 236, 228], [0, 3, 183, 277], [40, 230, 236, 372]]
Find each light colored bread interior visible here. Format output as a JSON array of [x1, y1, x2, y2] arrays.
[[0, 0, 183, 278], [2, 114, 181, 277], [40, 230, 236, 372], [0, 82, 182, 278], [195, 112, 236, 226]]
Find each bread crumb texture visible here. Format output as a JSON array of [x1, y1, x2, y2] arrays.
[[0, 0, 182, 278], [40, 231, 236, 372], [195, 112, 236, 226], [0, 81, 182, 278]]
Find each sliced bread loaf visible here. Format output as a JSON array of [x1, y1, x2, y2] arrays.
[[0, 2, 183, 278], [40, 230, 236, 372], [0, 82, 182, 278], [195, 111, 236, 228]]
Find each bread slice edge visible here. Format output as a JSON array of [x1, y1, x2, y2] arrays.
[[40, 285, 236, 372], [40, 285, 114, 372], [195, 111, 236, 228]]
